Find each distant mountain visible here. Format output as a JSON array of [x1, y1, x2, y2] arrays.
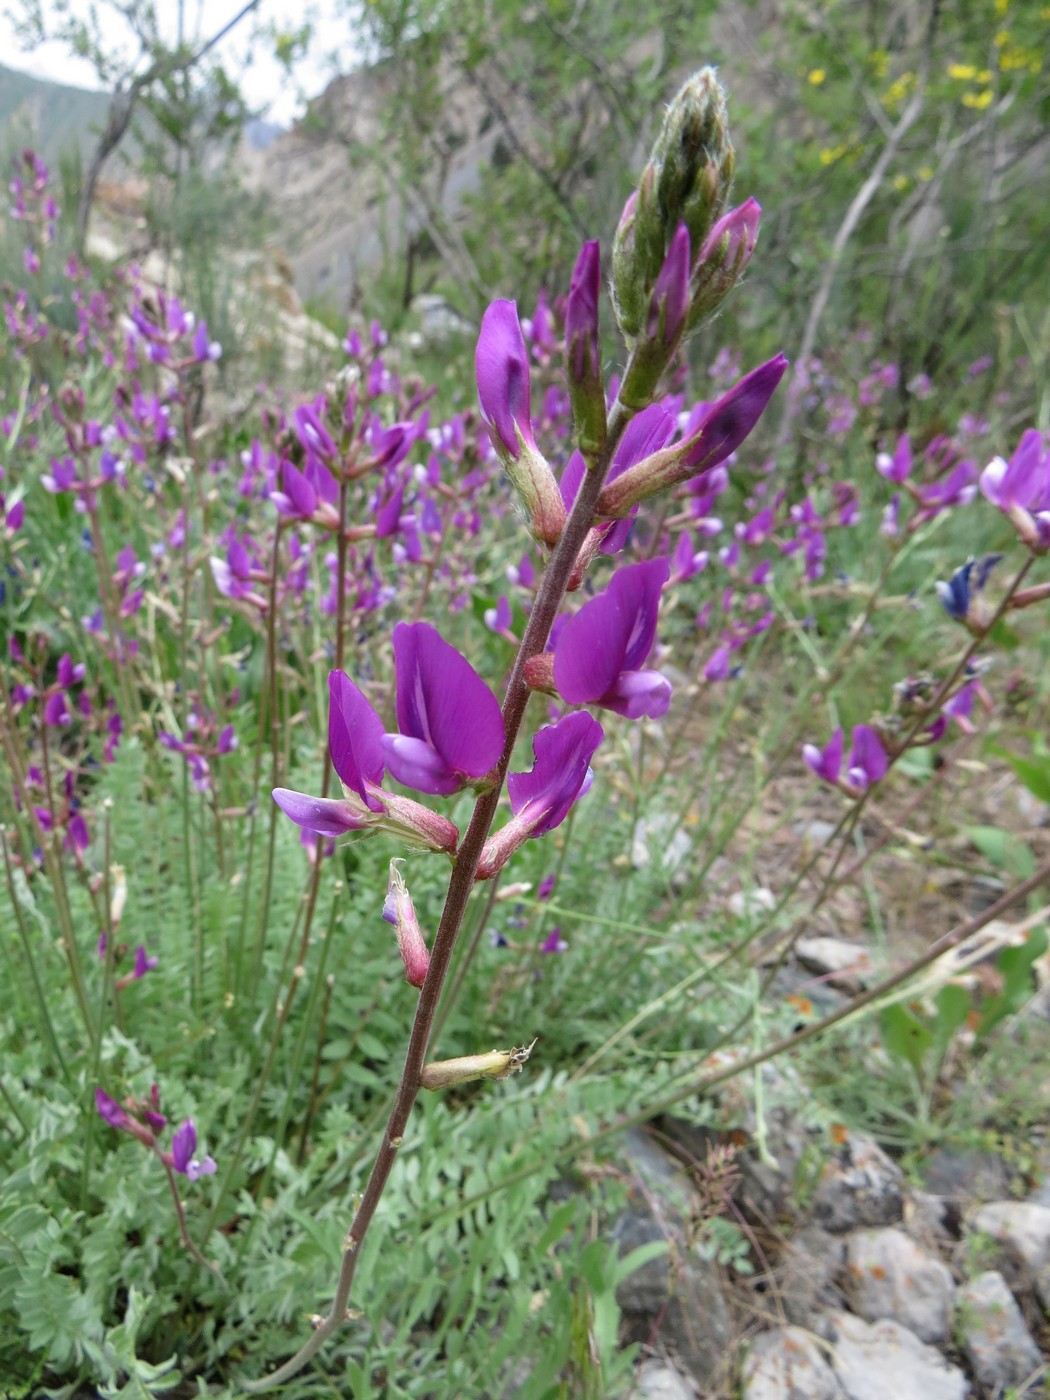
[[0, 63, 111, 165], [245, 118, 283, 151], [0, 64, 287, 170]]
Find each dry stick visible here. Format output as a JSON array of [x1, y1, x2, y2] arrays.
[[641, 854, 1050, 1122], [242, 387, 638, 1392], [438, 857, 1050, 1236], [575, 552, 1032, 1084], [776, 72, 928, 449]]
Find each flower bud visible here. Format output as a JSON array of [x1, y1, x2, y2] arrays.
[[564, 241, 606, 462], [598, 355, 788, 516], [476, 299, 566, 545], [689, 198, 761, 326], [383, 861, 429, 988], [612, 68, 735, 346]]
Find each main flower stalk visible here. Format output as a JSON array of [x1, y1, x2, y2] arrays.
[[242, 388, 637, 1392]]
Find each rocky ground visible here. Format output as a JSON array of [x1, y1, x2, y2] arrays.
[[609, 1053, 1049, 1399]]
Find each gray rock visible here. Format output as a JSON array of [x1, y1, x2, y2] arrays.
[[845, 1228, 955, 1343], [923, 1147, 1013, 1203], [768, 964, 849, 1018], [811, 1134, 905, 1234], [634, 1358, 696, 1400], [775, 1225, 847, 1326], [956, 1270, 1043, 1390], [612, 1130, 732, 1390], [1026, 1138, 1050, 1208], [825, 1312, 967, 1400], [620, 1126, 702, 1222], [795, 936, 874, 989], [729, 887, 778, 920], [969, 1199, 1050, 1306], [793, 819, 838, 847], [905, 1191, 954, 1245], [742, 1326, 842, 1399], [632, 812, 692, 883]]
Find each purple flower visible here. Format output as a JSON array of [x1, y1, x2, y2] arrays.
[[552, 559, 671, 719], [43, 692, 70, 726], [475, 300, 536, 458], [382, 622, 504, 795], [678, 356, 790, 473], [171, 1119, 216, 1180], [802, 727, 843, 784], [935, 554, 1001, 625], [275, 670, 457, 853], [846, 725, 888, 790], [979, 429, 1050, 551], [597, 356, 788, 516], [804, 725, 887, 793], [477, 712, 604, 878], [561, 405, 677, 559], [539, 927, 568, 954], [274, 673, 386, 837], [133, 946, 158, 979], [95, 1088, 130, 1130], [876, 435, 912, 483]]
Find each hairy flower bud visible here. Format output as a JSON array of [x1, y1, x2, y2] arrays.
[[383, 861, 429, 988], [612, 68, 735, 347], [564, 241, 606, 462], [689, 198, 761, 327]]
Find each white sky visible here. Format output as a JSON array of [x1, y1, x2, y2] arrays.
[[0, 1, 365, 125]]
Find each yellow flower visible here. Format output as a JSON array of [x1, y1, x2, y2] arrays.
[[808, 68, 826, 85], [994, 0, 1009, 13], [962, 89, 993, 109], [947, 62, 976, 79], [994, 28, 1009, 46], [893, 174, 909, 191], [917, 166, 934, 181]]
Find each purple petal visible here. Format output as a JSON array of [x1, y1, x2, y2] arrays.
[[275, 461, 317, 517], [848, 725, 887, 786], [995, 429, 1046, 509], [802, 727, 843, 784], [392, 622, 504, 784], [272, 788, 369, 835], [95, 1088, 129, 1130], [133, 945, 158, 978], [328, 671, 386, 810], [186, 1153, 217, 1181], [382, 733, 462, 796], [476, 300, 535, 457], [565, 240, 601, 382], [554, 559, 669, 705], [699, 198, 761, 268], [647, 223, 690, 346], [608, 405, 678, 483], [507, 711, 604, 836], [171, 1119, 197, 1174], [682, 355, 789, 471], [601, 669, 673, 720]]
